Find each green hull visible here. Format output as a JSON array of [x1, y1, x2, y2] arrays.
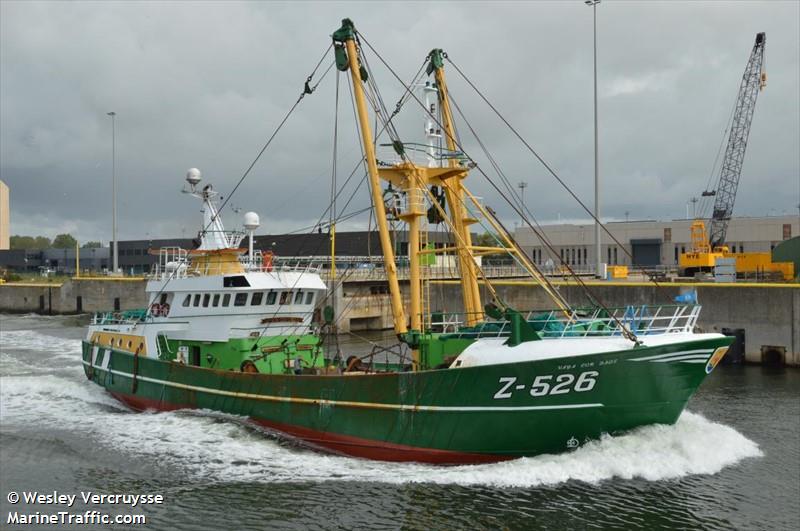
[[81, 336, 731, 463]]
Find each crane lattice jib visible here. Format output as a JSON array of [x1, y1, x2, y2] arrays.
[[708, 32, 766, 250]]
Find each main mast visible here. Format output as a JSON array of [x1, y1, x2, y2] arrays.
[[333, 20, 408, 338], [429, 49, 483, 326]]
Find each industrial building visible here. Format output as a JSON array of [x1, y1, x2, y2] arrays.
[[0, 247, 110, 274], [513, 215, 798, 269], [115, 231, 457, 274]]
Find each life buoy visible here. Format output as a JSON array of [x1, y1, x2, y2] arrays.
[[161, 303, 170, 316], [150, 303, 162, 317]]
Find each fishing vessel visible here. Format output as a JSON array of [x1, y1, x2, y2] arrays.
[[82, 19, 731, 464]]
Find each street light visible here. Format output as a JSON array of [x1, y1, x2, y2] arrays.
[[586, 0, 601, 277], [107, 111, 117, 274], [517, 181, 528, 227]]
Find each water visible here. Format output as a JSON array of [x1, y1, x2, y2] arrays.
[[1, 314, 797, 530]]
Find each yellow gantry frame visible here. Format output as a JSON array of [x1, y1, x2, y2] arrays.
[[341, 25, 567, 361], [433, 64, 484, 326]]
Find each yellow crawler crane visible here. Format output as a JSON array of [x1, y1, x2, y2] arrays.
[[679, 32, 793, 281]]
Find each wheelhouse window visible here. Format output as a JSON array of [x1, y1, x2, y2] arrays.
[[212, 294, 220, 307], [193, 294, 201, 307], [266, 291, 277, 305], [279, 291, 290, 305], [202, 294, 210, 307], [223, 276, 250, 288], [182, 294, 191, 307], [222, 293, 231, 307], [305, 292, 314, 305], [294, 291, 304, 304], [251, 292, 264, 305], [234, 293, 248, 306]]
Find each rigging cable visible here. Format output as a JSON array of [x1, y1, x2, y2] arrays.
[[147, 43, 334, 306], [355, 32, 640, 343], [443, 55, 665, 289]]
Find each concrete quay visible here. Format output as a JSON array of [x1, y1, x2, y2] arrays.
[[0, 277, 148, 315]]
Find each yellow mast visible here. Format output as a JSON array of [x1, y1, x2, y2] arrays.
[[334, 21, 408, 337], [431, 50, 483, 326], [399, 171, 424, 332]]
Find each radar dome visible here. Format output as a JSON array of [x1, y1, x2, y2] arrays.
[[185, 168, 202, 185], [243, 211, 260, 231]]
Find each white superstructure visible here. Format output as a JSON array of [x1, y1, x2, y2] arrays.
[[86, 169, 327, 357]]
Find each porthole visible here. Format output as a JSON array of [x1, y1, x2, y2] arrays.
[[127, 340, 133, 349]]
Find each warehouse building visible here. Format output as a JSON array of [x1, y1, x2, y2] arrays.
[[115, 231, 457, 274], [513, 215, 798, 269]]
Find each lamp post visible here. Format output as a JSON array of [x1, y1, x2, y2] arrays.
[[690, 196, 699, 219], [517, 181, 528, 227], [586, 0, 601, 277], [107, 111, 117, 274]]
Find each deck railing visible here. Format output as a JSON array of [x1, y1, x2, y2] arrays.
[[427, 304, 701, 340], [151, 247, 190, 281], [90, 309, 149, 326]]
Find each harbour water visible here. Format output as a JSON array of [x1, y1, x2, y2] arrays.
[[1, 314, 798, 530]]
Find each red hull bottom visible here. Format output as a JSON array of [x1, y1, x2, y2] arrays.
[[109, 390, 510, 465]]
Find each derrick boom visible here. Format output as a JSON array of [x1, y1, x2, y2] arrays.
[[708, 32, 766, 250]]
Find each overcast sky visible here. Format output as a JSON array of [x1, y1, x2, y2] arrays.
[[1, 0, 798, 243]]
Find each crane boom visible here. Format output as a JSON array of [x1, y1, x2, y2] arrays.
[[708, 32, 766, 250]]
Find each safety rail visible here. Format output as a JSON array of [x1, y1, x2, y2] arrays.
[[151, 247, 189, 281], [270, 258, 324, 274], [426, 304, 702, 339], [90, 309, 149, 326], [200, 229, 245, 249], [242, 250, 267, 272]]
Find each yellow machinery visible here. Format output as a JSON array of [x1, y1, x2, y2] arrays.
[[679, 221, 725, 274], [679, 221, 794, 280]]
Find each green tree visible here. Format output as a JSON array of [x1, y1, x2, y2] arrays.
[[474, 232, 510, 263], [474, 232, 499, 247], [82, 241, 103, 248], [10, 235, 51, 250], [51, 233, 78, 249]]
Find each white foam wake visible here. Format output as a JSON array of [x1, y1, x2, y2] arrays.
[[109, 410, 761, 487]]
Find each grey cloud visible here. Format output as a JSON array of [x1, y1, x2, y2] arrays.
[[1, 1, 798, 243]]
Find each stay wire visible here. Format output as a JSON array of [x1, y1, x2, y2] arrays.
[[356, 32, 639, 343], [147, 43, 334, 307], [698, 94, 739, 221], [448, 91, 566, 279], [443, 55, 664, 290], [248, 56, 422, 348], [203, 44, 334, 242], [448, 90, 572, 305]]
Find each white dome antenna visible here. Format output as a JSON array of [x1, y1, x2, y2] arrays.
[[243, 211, 260, 231], [243, 211, 260, 266], [186, 168, 202, 187]]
